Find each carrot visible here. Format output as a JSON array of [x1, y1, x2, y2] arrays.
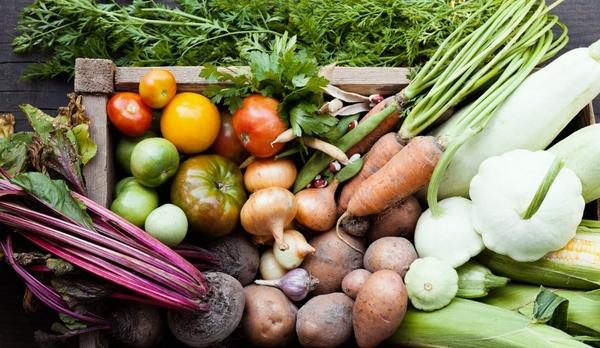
[[337, 132, 405, 215], [347, 136, 443, 217], [346, 96, 401, 157]]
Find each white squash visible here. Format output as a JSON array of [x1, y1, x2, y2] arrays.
[[469, 150, 585, 262], [405, 257, 458, 312], [433, 40, 600, 199], [549, 124, 600, 203], [414, 197, 483, 268]]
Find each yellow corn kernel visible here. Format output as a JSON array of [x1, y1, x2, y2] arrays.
[[545, 235, 600, 267]]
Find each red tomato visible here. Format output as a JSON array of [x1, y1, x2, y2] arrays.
[[209, 112, 248, 164], [107, 92, 153, 136], [232, 95, 288, 158]]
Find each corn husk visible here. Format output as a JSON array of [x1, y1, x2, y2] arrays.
[[477, 223, 600, 290], [482, 284, 600, 338], [391, 298, 590, 347]]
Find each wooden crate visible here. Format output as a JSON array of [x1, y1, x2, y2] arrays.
[[73, 58, 596, 347]]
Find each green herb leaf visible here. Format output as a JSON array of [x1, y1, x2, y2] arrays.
[[12, 172, 94, 230], [0, 132, 33, 176], [532, 287, 569, 331], [290, 103, 338, 137], [72, 124, 97, 165], [58, 314, 87, 331], [21, 105, 54, 143]]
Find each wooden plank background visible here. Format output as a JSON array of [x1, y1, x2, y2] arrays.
[[1, 0, 600, 347]]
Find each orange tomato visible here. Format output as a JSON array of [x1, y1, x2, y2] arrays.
[[139, 69, 177, 109], [160, 93, 220, 154]]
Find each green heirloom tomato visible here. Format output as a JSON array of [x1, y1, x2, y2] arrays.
[[111, 177, 159, 227], [145, 204, 188, 247], [171, 154, 246, 238], [115, 131, 156, 174], [131, 137, 180, 187]]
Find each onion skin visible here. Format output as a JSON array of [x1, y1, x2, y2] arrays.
[[241, 187, 298, 250], [244, 158, 297, 192], [259, 249, 287, 280], [273, 230, 316, 269], [295, 181, 339, 232]]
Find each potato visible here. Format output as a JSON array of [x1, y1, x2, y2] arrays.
[[168, 272, 244, 348], [242, 285, 298, 347], [340, 215, 370, 237], [207, 232, 260, 285], [353, 270, 408, 348], [296, 293, 354, 347], [368, 196, 421, 243], [363, 237, 417, 277], [341, 269, 372, 299], [302, 229, 366, 295]]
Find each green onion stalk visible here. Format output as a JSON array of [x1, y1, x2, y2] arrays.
[[294, 0, 567, 193]]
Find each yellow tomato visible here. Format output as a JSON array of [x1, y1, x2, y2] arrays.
[[139, 69, 177, 109], [161, 93, 221, 154]]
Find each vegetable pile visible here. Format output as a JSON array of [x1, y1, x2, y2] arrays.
[[4, 0, 600, 347]]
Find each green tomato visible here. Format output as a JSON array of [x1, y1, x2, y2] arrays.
[[144, 204, 188, 247], [111, 177, 159, 227], [115, 131, 156, 174], [131, 137, 180, 187]]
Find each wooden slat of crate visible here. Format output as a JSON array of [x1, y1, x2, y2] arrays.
[[115, 66, 411, 96]]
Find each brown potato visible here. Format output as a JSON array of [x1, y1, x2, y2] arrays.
[[242, 285, 298, 347], [341, 269, 372, 299], [368, 196, 421, 243], [353, 270, 408, 348], [363, 237, 417, 277], [296, 293, 354, 347], [302, 229, 365, 295]]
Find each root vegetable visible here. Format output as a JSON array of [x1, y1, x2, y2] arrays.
[[259, 249, 287, 280], [111, 303, 165, 348], [345, 98, 402, 158], [168, 272, 245, 348], [243, 158, 297, 192], [273, 230, 315, 269], [368, 196, 421, 242], [353, 270, 408, 348], [363, 237, 417, 277], [295, 181, 339, 232], [255, 268, 319, 301], [242, 285, 298, 347], [341, 269, 371, 299], [206, 232, 259, 285], [338, 132, 404, 214], [296, 293, 354, 348], [302, 229, 365, 295], [339, 215, 370, 237], [346, 136, 443, 217], [241, 187, 298, 250]]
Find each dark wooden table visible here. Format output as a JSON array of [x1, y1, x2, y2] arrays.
[[1, 1, 600, 347]]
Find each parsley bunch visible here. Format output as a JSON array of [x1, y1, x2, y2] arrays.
[[201, 34, 337, 138]]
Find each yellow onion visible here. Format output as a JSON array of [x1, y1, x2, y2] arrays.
[[259, 249, 288, 280], [243, 158, 297, 192], [295, 180, 339, 231], [273, 230, 316, 269], [241, 187, 298, 250]]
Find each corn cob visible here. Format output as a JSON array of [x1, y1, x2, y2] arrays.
[[478, 221, 600, 290], [390, 298, 590, 347], [482, 284, 600, 338]]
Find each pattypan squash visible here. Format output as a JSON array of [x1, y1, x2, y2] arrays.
[[405, 257, 458, 311], [414, 197, 483, 267], [469, 149, 585, 262]]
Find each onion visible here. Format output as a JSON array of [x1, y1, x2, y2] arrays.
[[259, 249, 287, 280], [295, 180, 339, 232], [273, 230, 315, 269], [243, 158, 297, 192], [241, 187, 298, 250]]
